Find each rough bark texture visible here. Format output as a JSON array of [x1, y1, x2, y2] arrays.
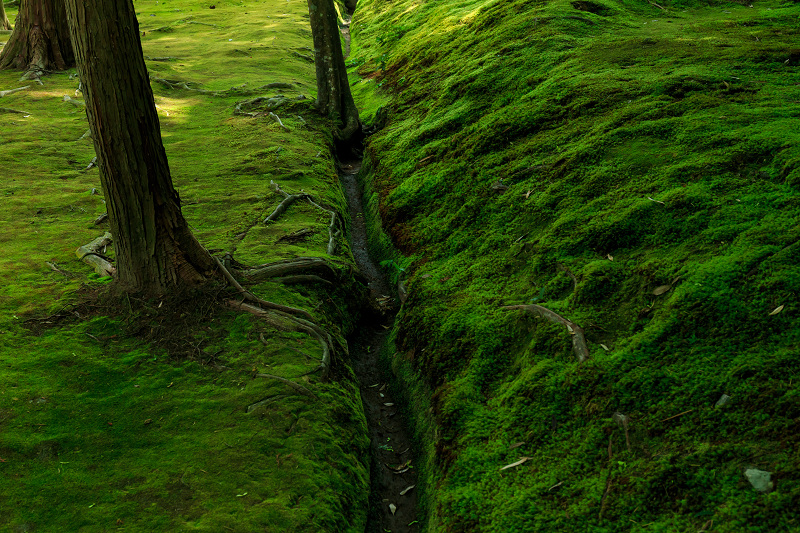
[[1, 0, 11, 31], [64, 0, 216, 294], [306, 0, 361, 146], [0, 0, 73, 75]]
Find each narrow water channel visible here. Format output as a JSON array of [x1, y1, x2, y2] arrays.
[[339, 161, 420, 533]]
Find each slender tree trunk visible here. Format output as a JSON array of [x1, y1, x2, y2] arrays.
[[64, 0, 216, 294], [0, 0, 11, 31], [307, 0, 361, 148], [0, 0, 73, 77]]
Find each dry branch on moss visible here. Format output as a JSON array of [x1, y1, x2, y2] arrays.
[[503, 304, 590, 362], [76, 232, 115, 277], [0, 106, 29, 114]]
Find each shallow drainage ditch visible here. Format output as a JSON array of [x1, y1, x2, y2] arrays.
[[339, 160, 420, 532]]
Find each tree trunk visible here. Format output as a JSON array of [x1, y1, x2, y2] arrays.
[[307, 0, 361, 149], [64, 0, 216, 294], [0, 0, 11, 31], [0, 0, 73, 77]]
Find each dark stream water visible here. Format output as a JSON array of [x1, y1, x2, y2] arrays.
[[338, 162, 420, 533]]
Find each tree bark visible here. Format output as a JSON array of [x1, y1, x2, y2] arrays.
[[64, 0, 216, 294], [306, 0, 361, 148], [0, 0, 11, 31], [0, 0, 73, 77]]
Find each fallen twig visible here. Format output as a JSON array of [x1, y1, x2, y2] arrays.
[[503, 304, 589, 362], [660, 409, 694, 423]]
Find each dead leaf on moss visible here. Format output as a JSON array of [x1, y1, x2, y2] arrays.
[[653, 284, 672, 296], [768, 305, 784, 316], [607, 254, 614, 261]]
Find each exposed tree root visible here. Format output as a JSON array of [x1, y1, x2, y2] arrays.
[[0, 106, 29, 114], [274, 274, 332, 286], [0, 85, 28, 97], [214, 256, 315, 321], [256, 373, 318, 399], [268, 111, 290, 132], [247, 394, 289, 413], [236, 256, 358, 285], [503, 304, 590, 362], [76, 232, 115, 277], [228, 300, 334, 379], [266, 181, 341, 255]]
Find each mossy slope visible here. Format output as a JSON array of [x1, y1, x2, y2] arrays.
[[351, 0, 800, 530], [1, 1, 369, 531]]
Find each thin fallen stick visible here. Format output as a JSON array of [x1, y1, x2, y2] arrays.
[[0, 107, 30, 115], [503, 304, 590, 362]]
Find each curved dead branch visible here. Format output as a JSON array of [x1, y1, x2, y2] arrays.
[[264, 192, 311, 223], [503, 304, 590, 362]]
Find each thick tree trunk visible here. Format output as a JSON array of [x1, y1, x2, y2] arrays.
[[0, 0, 73, 77], [1, 0, 11, 31], [64, 0, 216, 294], [307, 0, 361, 147]]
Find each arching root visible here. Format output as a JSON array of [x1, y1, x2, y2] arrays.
[[503, 304, 590, 362], [266, 180, 342, 256], [76, 232, 115, 277]]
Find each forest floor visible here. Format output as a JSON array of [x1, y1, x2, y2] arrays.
[[0, 1, 376, 531]]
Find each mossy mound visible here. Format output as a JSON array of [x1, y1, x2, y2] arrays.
[[351, 0, 800, 530]]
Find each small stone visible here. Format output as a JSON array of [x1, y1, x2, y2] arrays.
[[715, 394, 732, 408], [744, 468, 773, 492]]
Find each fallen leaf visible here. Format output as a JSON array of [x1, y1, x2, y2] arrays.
[[384, 402, 395, 407], [500, 457, 530, 470], [509, 442, 525, 450], [144, 418, 152, 425], [236, 492, 248, 497], [607, 254, 614, 261], [652, 284, 672, 296], [769, 305, 784, 316], [389, 503, 397, 515], [524, 189, 533, 199], [600, 344, 610, 351], [400, 485, 416, 496]]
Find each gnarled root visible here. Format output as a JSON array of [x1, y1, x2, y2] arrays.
[[228, 299, 335, 379], [266, 181, 341, 256], [76, 232, 115, 277], [503, 304, 590, 362]]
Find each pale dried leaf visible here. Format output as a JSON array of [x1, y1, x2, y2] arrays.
[[384, 402, 395, 407], [509, 442, 525, 450], [400, 485, 416, 496], [600, 344, 610, 351], [607, 254, 614, 261], [652, 284, 672, 296], [500, 457, 530, 470], [768, 305, 784, 316], [389, 503, 397, 515]]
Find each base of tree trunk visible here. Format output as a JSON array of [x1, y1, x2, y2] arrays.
[[0, 0, 74, 76]]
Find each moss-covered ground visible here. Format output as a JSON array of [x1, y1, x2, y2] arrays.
[[0, 1, 370, 531], [350, 0, 800, 530]]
